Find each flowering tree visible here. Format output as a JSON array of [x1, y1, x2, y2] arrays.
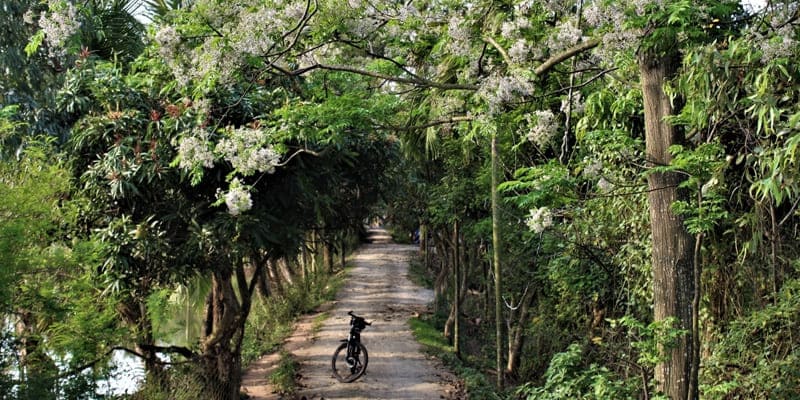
[[11, 0, 800, 398]]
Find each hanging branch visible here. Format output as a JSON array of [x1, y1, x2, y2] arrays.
[[376, 115, 475, 132], [289, 63, 480, 91]]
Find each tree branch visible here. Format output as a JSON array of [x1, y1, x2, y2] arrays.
[[534, 39, 600, 76], [289, 63, 480, 91], [54, 345, 196, 380], [484, 36, 514, 67], [377, 115, 475, 132]]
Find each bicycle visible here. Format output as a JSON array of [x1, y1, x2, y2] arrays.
[[331, 311, 371, 382]]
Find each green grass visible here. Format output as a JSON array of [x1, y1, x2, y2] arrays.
[[406, 256, 435, 289], [269, 351, 298, 396], [409, 315, 502, 399], [312, 311, 329, 335], [242, 270, 343, 368]]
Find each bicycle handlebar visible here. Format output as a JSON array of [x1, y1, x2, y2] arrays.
[[347, 310, 372, 325]]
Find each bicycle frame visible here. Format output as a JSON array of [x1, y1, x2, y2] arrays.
[[331, 311, 371, 382]]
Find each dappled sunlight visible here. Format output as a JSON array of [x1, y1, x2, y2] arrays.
[[291, 235, 454, 399]]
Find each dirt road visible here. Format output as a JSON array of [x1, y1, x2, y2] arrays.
[[241, 229, 460, 400]]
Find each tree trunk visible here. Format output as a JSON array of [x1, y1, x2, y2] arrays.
[[266, 259, 284, 296], [640, 52, 696, 400], [340, 236, 347, 269], [491, 132, 504, 389], [507, 287, 535, 376], [255, 255, 271, 299], [421, 223, 430, 269], [200, 267, 249, 400], [453, 220, 461, 357]]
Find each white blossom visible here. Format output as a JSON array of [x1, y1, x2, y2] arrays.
[[23, 9, 36, 25], [155, 25, 180, 59], [223, 179, 253, 216], [515, 0, 536, 15], [38, 0, 80, 58], [177, 130, 215, 171], [525, 110, 558, 147], [526, 207, 553, 234], [509, 39, 530, 63], [215, 127, 280, 176], [231, 8, 277, 55], [478, 73, 534, 114], [447, 15, 471, 57], [756, 23, 796, 61], [547, 21, 583, 53]]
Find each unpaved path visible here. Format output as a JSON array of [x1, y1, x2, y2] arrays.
[[241, 228, 461, 400]]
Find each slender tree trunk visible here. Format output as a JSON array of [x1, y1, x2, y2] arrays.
[[278, 258, 295, 286], [507, 287, 534, 376], [255, 255, 271, 299], [453, 219, 461, 357], [421, 223, 430, 269], [491, 132, 504, 389], [266, 259, 284, 296], [640, 52, 696, 400], [340, 236, 347, 269]]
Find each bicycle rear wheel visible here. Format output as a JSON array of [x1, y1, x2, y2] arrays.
[[331, 341, 369, 382]]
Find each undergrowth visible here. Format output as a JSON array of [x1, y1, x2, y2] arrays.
[[409, 315, 502, 400], [269, 351, 299, 396], [242, 271, 342, 367]]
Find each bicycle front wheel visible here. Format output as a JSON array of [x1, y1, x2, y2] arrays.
[[331, 341, 369, 383]]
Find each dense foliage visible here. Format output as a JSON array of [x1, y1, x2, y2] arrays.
[[2, 0, 800, 399]]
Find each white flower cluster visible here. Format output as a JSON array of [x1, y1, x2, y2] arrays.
[[630, 0, 666, 17], [189, 37, 241, 86], [23, 9, 36, 25], [447, 15, 472, 57], [546, 21, 583, 53], [478, 73, 534, 114], [509, 39, 530, 63], [177, 128, 215, 170], [515, 0, 536, 15], [756, 21, 797, 62], [525, 110, 558, 147], [542, 0, 571, 15], [215, 127, 280, 176], [223, 179, 253, 216], [38, 0, 80, 58], [231, 8, 278, 55], [758, 33, 796, 61], [155, 25, 180, 60], [501, 17, 532, 39], [583, 2, 640, 64], [526, 207, 553, 234]]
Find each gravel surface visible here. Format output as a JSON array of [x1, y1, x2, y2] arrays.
[[241, 229, 460, 400]]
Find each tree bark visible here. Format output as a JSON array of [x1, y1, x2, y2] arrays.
[[200, 267, 248, 400], [507, 287, 535, 376], [640, 52, 696, 400], [491, 132, 504, 389], [453, 219, 461, 357]]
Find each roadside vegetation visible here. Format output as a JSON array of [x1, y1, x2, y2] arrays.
[[3, 0, 800, 399]]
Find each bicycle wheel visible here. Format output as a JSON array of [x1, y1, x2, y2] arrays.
[[331, 341, 369, 382]]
